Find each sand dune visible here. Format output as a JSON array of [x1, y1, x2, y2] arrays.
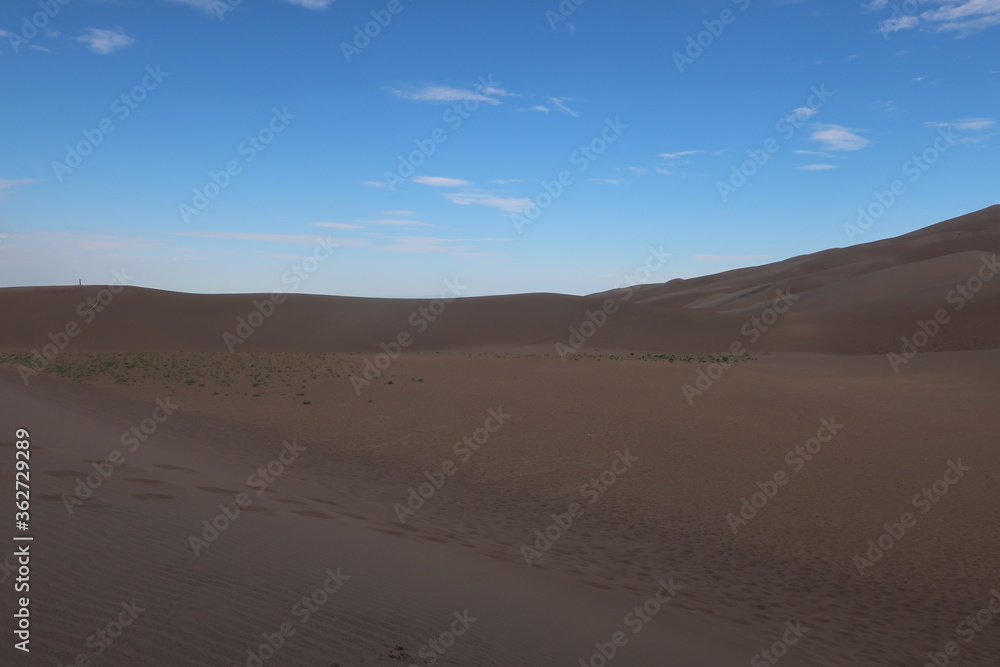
[[2, 206, 999, 357], [2, 207, 999, 666]]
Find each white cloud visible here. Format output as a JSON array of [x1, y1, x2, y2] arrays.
[[880, 15, 920, 32], [792, 106, 819, 120], [361, 180, 387, 188], [375, 235, 507, 254], [811, 124, 870, 151], [358, 219, 429, 227], [793, 149, 837, 157], [874, 0, 1000, 36], [694, 254, 772, 262], [0, 179, 38, 201], [413, 176, 471, 187], [382, 210, 415, 216], [866, 0, 890, 9], [922, 0, 1000, 34], [443, 192, 532, 214], [925, 117, 995, 131], [625, 166, 647, 175], [174, 231, 360, 245], [547, 97, 579, 117], [167, 0, 232, 16], [658, 150, 706, 160], [75, 28, 134, 55], [798, 164, 838, 171], [279, 0, 335, 8], [311, 222, 364, 230], [591, 178, 625, 184], [391, 84, 512, 105]]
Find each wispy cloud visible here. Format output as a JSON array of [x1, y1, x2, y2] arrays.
[[358, 219, 430, 227], [75, 28, 134, 55], [798, 164, 838, 171], [925, 117, 995, 131], [793, 149, 837, 158], [167, 0, 233, 16], [591, 178, 626, 184], [279, 0, 335, 9], [694, 254, 772, 262], [361, 180, 387, 188], [874, 0, 1000, 36], [391, 84, 512, 105], [547, 96, 579, 117], [811, 124, 870, 152], [311, 222, 364, 230], [413, 176, 471, 187], [925, 117, 996, 143], [174, 231, 361, 245], [658, 150, 706, 160], [0, 178, 38, 201], [443, 192, 532, 214], [374, 235, 508, 254]]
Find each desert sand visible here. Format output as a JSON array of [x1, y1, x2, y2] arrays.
[[2, 206, 999, 666]]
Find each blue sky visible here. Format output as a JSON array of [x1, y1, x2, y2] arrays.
[[1, 0, 997, 298]]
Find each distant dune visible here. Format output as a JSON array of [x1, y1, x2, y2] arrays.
[[3, 206, 998, 356]]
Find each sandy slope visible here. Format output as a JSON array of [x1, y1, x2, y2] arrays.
[[0, 365, 764, 667], [1, 207, 998, 357], [3, 348, 999, 666], [1, 207, 999, 666]]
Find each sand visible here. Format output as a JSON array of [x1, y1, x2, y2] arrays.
[[2, 206, 999, 665]]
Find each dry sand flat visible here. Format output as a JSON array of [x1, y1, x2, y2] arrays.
[[1, 206, 999, 665], [2, 348, 999, 666]]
